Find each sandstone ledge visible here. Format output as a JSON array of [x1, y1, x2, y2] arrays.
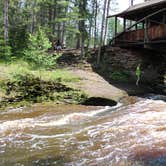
[[70, 69, 128, 103]]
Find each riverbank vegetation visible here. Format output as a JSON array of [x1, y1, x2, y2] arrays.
[[0, 24, 88, 108], [0, 60, 88, 108]]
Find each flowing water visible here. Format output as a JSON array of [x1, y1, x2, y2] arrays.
[[0, 97, 166, 166]]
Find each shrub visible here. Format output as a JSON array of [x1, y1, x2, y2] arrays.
[[0, 38, 11, 61], [110, 71, 129, 82], [23, 27, 56, 69]]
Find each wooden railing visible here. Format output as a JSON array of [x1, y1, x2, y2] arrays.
[[110, 7, 166, 45], [119, 24, 166, 42]]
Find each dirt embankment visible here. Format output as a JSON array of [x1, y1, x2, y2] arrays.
[[57, 49, 129, 104], [58, 48, 164, 98]]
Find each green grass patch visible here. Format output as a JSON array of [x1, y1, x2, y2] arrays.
[[110, 71, 130, 82], [0, 60, 79, 83], [0, 60, 83, 109]]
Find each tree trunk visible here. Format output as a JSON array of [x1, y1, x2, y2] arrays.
[[48, 4, 52, 29], [4, 0, 9, 41], [57, 4, 61, 41], [130, 0, 134, 6], [103, 0, 111, 45], [87, 0, 95, 48], [94, 0, 98, 48], [129, 0, 134, 26], [30, 1, 37, 34], [51, 0, 57, 34], [78, 0, 87, 57], [79, 20, 85, 57], [76, 29, 81, 49], [61, 5, 68, 46], [97, 0, 107, 64]]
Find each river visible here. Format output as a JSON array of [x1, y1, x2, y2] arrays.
[[0, 96, 166, 166]]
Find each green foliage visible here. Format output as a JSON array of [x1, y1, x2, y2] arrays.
[[0, 68, 86, 106], [0, 61, 79, 83], [5, 73, 71, 101], [23, 27, 57, 68], [9, 25, 29, 57], [0, 60, 82, 106], [56, 1, 70, 7], [110, 71, 129, 82], [107, 18, 123, 41], [0, 37, 11, 61], [54, 90, 88, 104]]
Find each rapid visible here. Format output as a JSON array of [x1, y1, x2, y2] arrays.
[[0, 96, 166, 166]]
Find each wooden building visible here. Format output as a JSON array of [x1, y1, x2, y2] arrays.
[[108, 0, 166, 50]]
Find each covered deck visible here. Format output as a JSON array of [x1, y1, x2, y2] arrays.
[[108, 0, 166, 50]]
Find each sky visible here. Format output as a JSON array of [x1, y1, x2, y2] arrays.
[[118, 0, 144, 12]]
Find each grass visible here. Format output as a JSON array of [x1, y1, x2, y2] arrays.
[[0, 60, 83, 108], [0, 60, 79, 83]]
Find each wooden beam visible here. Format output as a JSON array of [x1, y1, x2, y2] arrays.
[[115, 39, 166, 44], [149, 19, 165, 25]]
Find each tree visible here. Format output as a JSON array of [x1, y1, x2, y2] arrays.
[[97, 0, 107, 64], [103, 0, 111, 45], [0, 0, 121, 61], [3, 0, 9, 41]]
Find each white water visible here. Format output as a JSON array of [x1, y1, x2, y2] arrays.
[[0, 98, 166, 166]]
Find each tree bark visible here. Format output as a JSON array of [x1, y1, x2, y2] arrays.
[[48, 4, 52, 29], [30, 1, 37, 33], [4, 0, 9, 41], [130, 0, 133, 6], [103, 0, 111, 45], [52, 0, 57, 34], [94, 0, 98, 48], [87, 0, 95, 48], [78, 0, 87, 57], [97, 0, 107, 65]]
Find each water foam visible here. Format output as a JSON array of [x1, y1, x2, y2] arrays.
[[0, 105, 121, 137]]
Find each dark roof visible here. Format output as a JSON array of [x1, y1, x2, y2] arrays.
[[108, 0, 166, 21]]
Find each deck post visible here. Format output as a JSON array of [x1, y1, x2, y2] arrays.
[[144, 18, 149, 42], [123, 18, 126, 31], [142, 22, 144, 29], [135, 23, 138, 30], [163, 12, 166, 23], [115, 16, 117, 36], [144, 18, 150, 48], [113, 16, 117, 44]]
